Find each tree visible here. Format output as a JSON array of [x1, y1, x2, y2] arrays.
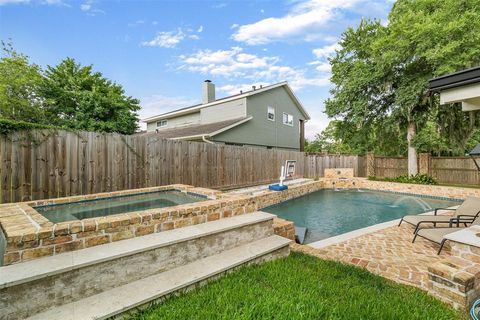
[[326, 0, 480, 174], [40, 58, 140, 134], [305, 120, 355, 154], [0, 40, 45, 123]]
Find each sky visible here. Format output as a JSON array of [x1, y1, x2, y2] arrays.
[[0, 0, 393, 138]]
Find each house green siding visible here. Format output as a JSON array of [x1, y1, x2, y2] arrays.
[[146, 112, 201, 131], [212, 86, 306, 150], [200, 98, 246, 123]]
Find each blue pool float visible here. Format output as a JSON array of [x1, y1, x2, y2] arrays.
[[269, 184, 288, 191]]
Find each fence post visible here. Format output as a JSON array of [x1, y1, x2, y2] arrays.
[[419, 153, 431, 175], [366, 152, 375, 177]]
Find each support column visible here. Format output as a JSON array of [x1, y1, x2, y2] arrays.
[[366, 152, 375, 177], [299, 120, 305, 152], [419, 153, 431, 175]]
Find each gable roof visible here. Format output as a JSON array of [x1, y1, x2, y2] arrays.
[[142, 81, 310, 123], [141, 117, 252, 140]]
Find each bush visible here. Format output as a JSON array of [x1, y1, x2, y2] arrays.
[[368, 174, 438, 185], [0, 118, 60, 135]]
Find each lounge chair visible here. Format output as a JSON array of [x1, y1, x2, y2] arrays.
[[413, 217, 480, 255], [398, 196, 480, 233]]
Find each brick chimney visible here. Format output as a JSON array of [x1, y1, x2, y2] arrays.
[[202, 80, 215, 104]]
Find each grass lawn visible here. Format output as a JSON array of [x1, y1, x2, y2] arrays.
[[128, 252, 462, 320]]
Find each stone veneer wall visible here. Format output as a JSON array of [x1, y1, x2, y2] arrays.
[[273, 218, 295, 241], [357, 179, 480, 200], [0, 180, 325, 265], [428, 241, 480, 309]]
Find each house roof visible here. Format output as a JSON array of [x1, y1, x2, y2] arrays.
[[141, 117, 252, 140], [429, 66, 480, 92], [142, 81, 310, 122], [469, 143, 480, 156]]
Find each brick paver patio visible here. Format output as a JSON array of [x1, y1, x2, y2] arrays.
[[292, 223, 451, 290]]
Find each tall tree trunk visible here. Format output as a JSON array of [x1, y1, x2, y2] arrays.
[[407, 119, 418, 175]]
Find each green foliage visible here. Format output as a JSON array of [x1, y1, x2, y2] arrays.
[[0, 40, 45, 123], [369, 174, 438, 185], [466, 128, 480, 153], [0, 41, 140, 135], [323, 0, 480, 159], [40, 58, 140, 134], [0, 118, 59, 135], [128, 252, 459, 320], [304, 120, 356, 154]]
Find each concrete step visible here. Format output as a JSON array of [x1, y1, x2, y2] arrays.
[[27, 235, 292, 320], [0, 212, 277, 320]]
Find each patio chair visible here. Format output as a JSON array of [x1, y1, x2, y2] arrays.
[[413, 216, 480, 255], [398, 196, 480, 234]]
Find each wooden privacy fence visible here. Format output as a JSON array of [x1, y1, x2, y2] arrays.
[[371, 153, 480, 185], [0, 130, 366, 204], [373, 156, 408, 178], [430, 157, 480, 185]]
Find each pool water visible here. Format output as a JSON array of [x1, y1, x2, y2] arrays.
[[34, 190, 206, 223], [264, 189, 461, 244]]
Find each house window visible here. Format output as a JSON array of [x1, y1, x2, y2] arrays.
[[282, 113, 293, 126], [156, 120, 167, 127], [267, 106, 275, 121]]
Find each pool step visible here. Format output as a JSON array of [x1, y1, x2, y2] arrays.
[[26, 235, 291, 320], [0, 212, 289, 320]]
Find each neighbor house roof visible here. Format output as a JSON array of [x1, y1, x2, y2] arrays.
[[142, 82, 310, 123], [429, 66, 480, 92], [469, 144, 480, 156], [142, 117, 252, 140]]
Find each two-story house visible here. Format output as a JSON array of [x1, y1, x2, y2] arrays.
[[143, 81, 310, 151]]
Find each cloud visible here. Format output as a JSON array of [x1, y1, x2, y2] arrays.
[[142, 27, 202, 48], [312, 43, 341, 59], [142, 29, 185, 48], [0, 0, 29, 4], [308, 42, 339, 76], [178, 47, 329, 92], [212, 2, 227, 9], [0, 0, 65, 5], [80, 0, 104, 15], [178, 47, 278, 77], [232, 0, 359, 45], [128, 20, 145, 27], [218, 83, 270, 95]]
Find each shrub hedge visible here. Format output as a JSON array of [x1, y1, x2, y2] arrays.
[[0, 119, 60, 135], [368, 174, 438, 185]]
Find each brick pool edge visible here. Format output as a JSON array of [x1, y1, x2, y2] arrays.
[[0, 181, 324, 265]]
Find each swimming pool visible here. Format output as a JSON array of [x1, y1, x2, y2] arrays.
[[264, 189, 461, 244], [34, 190, 207, 223]]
